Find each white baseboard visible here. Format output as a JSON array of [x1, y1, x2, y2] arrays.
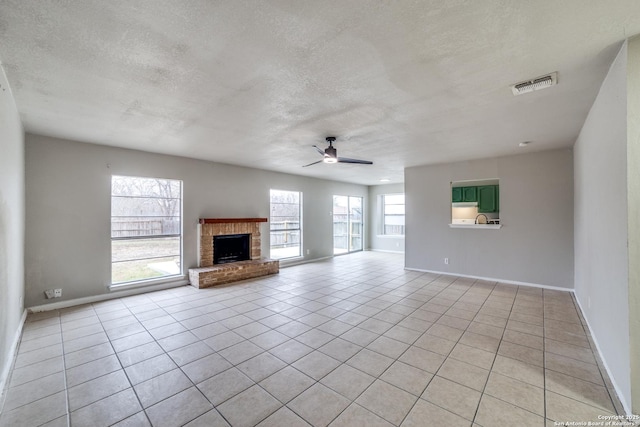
[[28, 279, 188, 313], [280, 255, 333, 268], [573, 295, 633, 416], [0, 309, 27, 411], [404, 267, 573, 292], [369, 249, 405, 254]]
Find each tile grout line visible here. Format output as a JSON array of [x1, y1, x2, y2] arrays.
[[65, 297, 184, 424], [274, 270, 449, 426], [128, 280, 355, 425], [285, 272, 438, 424], [10, 311, 70, 427], [467, 280, 517, 426], [118, 292, 231, 426], [64, 307, 127, 417], [390, 277, 482, 425], [62, 303, 137, 425], [223, 272, 366, 424], [62, 278, 488, 424], [389, 276, 498, 426], [0, 316, 65, 423], [159, 285, 314, 424], [543, 288, 548, 423], [58, 312, 72, 427], [99, 298, 160, 427], [474, 286, 554, 424], [10, 264, 384, 424], [161, 290, 246, 426], [281, 272, 446, 426]]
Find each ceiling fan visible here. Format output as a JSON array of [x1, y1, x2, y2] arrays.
[[303, 136, 373, 167]]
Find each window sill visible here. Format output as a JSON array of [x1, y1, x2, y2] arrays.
[[448, 224, 502, 229], [109, 274, 188, 291]]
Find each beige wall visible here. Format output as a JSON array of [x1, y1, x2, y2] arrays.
[[405, 149, 574, 288], [0, 67, 25, 394]]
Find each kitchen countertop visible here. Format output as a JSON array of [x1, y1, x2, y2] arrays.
[[449, 223, 502, 229]]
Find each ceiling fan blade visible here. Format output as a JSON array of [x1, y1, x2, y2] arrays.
[[337, 157, 373, 165], [302, 160, 323, 167], [312, 145, 325, 156]]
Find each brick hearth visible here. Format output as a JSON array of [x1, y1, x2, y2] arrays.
[[189, 218, 279, 289], [189, 259, 279, 288]]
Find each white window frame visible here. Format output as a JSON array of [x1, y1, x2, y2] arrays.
[[382, 194, 405, 236], [269, 189, 303, 260], [111, 175, 183, 286]]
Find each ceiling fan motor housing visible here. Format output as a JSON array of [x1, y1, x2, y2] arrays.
[[325, 145, 337, 159]]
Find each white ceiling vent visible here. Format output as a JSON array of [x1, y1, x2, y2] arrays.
[[511, 72, 557, 96]]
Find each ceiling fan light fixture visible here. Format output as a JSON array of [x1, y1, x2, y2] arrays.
[[323, 156, 338, 163], [324, 144, 338, 163]]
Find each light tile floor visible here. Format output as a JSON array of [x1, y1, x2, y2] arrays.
[[0, 252, 627, 427]]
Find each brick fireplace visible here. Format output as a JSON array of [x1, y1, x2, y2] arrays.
[[188, 218, 279, 288]]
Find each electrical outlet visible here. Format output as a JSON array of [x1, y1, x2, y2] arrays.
[[306, 249, 310, 255], [444, 258, 449, 265], [45, 289, 62, 299]]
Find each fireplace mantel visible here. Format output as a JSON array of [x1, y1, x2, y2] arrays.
[[199, 218, 267, 224]]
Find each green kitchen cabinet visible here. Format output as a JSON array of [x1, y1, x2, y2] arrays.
[[452, 187, 462, 202], [452, 186, 478, 202], [478, 185, 499, 213], [462, 186, 477, 202]]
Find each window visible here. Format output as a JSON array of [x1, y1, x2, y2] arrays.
[[270, 189, 302, 259], [111, 176, 182, 284], [383, 194, 405, 235]]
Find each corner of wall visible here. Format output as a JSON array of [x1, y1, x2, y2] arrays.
[[625, 34, 640, 416], [0, 63, 26, 412], [0, 309, 27, 410]]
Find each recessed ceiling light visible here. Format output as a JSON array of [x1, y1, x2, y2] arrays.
[[380, 178, 390, 182], [519, 141, 531, 147]]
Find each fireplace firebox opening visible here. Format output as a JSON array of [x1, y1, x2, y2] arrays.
[[213, 234, 251, 264]]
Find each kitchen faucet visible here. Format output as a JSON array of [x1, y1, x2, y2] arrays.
[[475, 214, 488, 224]]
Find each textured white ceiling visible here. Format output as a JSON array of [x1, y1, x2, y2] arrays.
[[1, 1, 639, 185]]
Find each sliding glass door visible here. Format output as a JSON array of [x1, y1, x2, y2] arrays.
[[333, 195, 363, 254]]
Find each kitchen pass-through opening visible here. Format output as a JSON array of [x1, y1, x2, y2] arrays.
[[451, 179, 500, 226]]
